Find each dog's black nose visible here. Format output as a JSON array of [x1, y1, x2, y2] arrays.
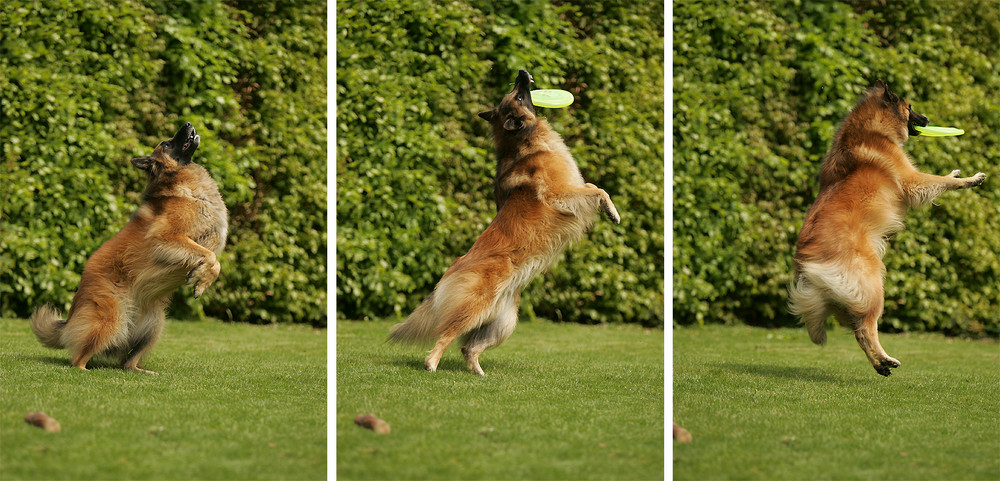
[[184, 122, 192, 128]]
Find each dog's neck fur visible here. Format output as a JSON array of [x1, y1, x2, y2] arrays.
[[144, 164, 220, 202], [492, 118, 551, 207]]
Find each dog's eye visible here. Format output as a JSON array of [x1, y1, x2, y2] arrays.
[[516, 95, 522, 102]]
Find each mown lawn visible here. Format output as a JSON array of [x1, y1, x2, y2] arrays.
[[0, 317, 327, 481], [673, 324, 1000, 480], [336, 319, 664, 480]]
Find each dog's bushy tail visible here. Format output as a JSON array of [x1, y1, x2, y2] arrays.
[[30, 304, 67, 349], [388, 294, 440, 344]]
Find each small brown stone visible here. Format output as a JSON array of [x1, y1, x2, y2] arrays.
[[673, 423, 691, 443], [354, 413, 390, 434], [25, 412, 61, 433]]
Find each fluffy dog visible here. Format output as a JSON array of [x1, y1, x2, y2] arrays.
[[789, 80, 986, 376], [30, 123, 228, 373], [389, 70, 620, 376]]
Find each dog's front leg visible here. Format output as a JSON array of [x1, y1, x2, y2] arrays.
[[550, 185, 621, 224], [186, 247, 221, 299], [903, 170, 986, 206], [583, 183, 621, 224], [152, 235, 221, 298]]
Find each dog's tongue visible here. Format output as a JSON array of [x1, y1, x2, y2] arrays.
[[183, 130, 197, 150]]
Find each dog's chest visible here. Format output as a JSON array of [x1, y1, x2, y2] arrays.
[[194, 194, 228, 255]]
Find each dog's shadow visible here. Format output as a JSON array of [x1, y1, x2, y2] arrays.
[[712, 362, 845, 384], [30, 355, 70, 367], [392, 357, 513, 375], [28, 355, 125, 371]]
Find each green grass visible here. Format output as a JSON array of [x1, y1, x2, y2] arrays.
[[673, 325, 1000, 480], [336, 320, 664, 480], [0, 317, 326, 480]]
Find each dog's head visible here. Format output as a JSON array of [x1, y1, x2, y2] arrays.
[[478, 69, 537, 135], [131, 122, 201, 175], [869, 79, 929, 138]]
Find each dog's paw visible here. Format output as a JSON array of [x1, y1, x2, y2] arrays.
[[606, 206, 621, 224], [127, 367, 159, 375], [193, 280, 210, 299], [969, 172, 986, 187], [601, 198, 621, 224], [189, 260, 221, 298], [873, 356, 900, 377], [185, 265, 198, 285], [948, 169, 961, 178]]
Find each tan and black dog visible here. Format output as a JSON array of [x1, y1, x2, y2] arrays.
[[31, 123, 228, 374], [789, 80, 986, 376], [390, 70, 620, 376]]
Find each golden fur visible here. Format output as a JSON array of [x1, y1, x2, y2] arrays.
[[389, 70, 620, 376], [30, 123, 228, 374], [789, 80, 985, 376]]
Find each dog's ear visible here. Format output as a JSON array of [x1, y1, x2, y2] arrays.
[[478, 109, 496, 122], [503, 117, 523, 131], [131, 156, 153, 171], [873, 79, 900, 103], [883, 86, 899, 103]]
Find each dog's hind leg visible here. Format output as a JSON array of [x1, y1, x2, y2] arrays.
[[462, 293, 519, 376], [846, 280, 899, 376], [57, 297, 124, 370], [425, 307, 485, 373], [788, 275, 831, 345], [425, 333, 457, 373], [121, 304, 167, 375], [854, 318, 900, 377]]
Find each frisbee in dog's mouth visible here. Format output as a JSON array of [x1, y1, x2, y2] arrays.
[[913, 125, 964, 137]]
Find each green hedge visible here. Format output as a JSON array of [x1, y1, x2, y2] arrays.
[[0, 0, 327, 326], [673, 0, 999, 336], [336, 1, 665, 326]]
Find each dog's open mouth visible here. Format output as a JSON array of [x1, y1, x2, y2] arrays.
[[183, 129, 200, 152]]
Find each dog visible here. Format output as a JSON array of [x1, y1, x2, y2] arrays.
[[389, 69, 620, 376], [30, 123, 228, 374], [789, 80, 986, 376]]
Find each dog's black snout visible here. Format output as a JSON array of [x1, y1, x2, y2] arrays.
[[184, 122, 192, 128]]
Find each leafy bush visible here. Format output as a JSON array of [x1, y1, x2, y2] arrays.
[[673, 0, 999, 336], [0, 0, 327, 325], [336, 0, 665, 326]]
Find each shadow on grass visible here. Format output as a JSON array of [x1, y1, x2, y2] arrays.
[[29, 355, 70, 367], [712, 361, 846, 384], [391, 356, 515, 375], [28, 354, 130, 371]]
